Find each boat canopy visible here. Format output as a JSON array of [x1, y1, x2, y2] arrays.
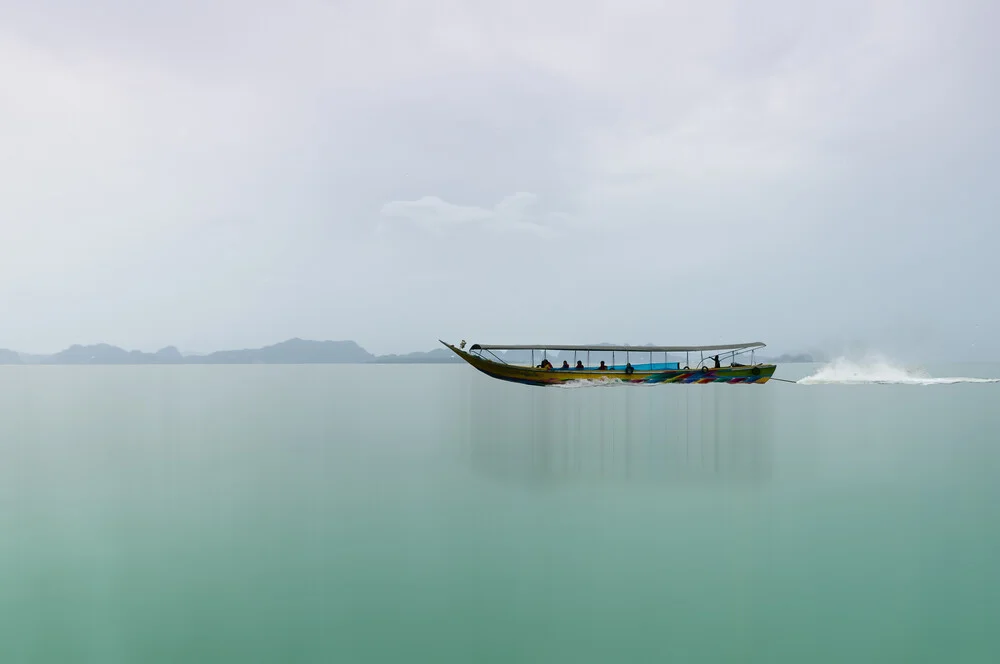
[[468, 342, 765, 353]]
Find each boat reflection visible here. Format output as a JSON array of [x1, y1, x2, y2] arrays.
[[460, 376, 774, 487]]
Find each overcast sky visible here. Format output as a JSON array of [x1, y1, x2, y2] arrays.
[[1, 0, 997, 358]]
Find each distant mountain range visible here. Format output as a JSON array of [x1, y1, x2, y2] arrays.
[[760, 353, 822, 364], [0, 339, 822, 366], [0, 338, 464, 365]]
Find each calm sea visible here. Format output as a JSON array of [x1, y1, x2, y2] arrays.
[[1, 363, 998, 662]]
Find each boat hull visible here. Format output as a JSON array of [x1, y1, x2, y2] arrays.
[[442, 344, 776, 386]]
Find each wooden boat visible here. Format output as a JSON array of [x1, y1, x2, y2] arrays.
[[440, 340, 776, 386]]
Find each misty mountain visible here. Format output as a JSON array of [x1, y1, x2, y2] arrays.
[[0, 339, 824, 366], [0, 349, 23, 364], [43, 344, 185, 364], [370, 348, 463, 363], [0, 339, 380, 365], [760, 353, 822, 364], [184, 338, 375, 364]]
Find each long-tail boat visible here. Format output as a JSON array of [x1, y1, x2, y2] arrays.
[[440, 340, 776, 386]]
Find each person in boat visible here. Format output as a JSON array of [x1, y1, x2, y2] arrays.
[[575, 360, 584, 370], [562, 360, 570, 369], [713, 355, 721, 369], [598, 360, 608, 370], [625, 362, 634, 375]]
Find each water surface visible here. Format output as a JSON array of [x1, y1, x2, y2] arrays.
[[1, 364, 998, 662]]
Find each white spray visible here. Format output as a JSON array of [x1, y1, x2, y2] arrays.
[[798, 355, 1000, 385]]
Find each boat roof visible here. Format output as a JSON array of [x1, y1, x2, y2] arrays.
[[468, 342, 766, 353]]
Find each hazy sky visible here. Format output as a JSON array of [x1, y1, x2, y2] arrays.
[[1, 0, 997, 358]]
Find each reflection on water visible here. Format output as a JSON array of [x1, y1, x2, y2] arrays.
[[461, 378, 774, 486]]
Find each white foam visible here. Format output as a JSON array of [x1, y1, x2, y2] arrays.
[[553, 377, 626, 388], [798, 356, 1000, 385]]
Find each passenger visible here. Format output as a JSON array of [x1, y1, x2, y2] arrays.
[[625, 362, 634, 375], [599, 360, 608, 370], [562, 360, 570, 369], [713, 355, 721, 369], [575, 360, 584, 370], [542, 359, 553, 370]]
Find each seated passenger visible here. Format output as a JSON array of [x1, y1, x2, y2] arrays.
[[599, 360, 608, 370], [575, 360, 584, 370], [562, 360, 570, 369]]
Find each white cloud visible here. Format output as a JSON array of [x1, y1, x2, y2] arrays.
[[380, 192, 560, 236]]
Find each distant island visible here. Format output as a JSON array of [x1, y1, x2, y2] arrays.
[[0, 339, 824, 366], [759, 353, 821, 364], [0, 338, 465, 365]]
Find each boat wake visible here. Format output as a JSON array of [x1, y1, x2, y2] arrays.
[[554, 378, 629, 388], [798, 357, 1000, 385]]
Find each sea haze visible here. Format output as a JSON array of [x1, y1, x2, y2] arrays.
[[0, 339, 818, 366], [0, 338, 462, 365]]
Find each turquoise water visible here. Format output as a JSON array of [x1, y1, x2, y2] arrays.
[[1, 364, 999, 662]]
